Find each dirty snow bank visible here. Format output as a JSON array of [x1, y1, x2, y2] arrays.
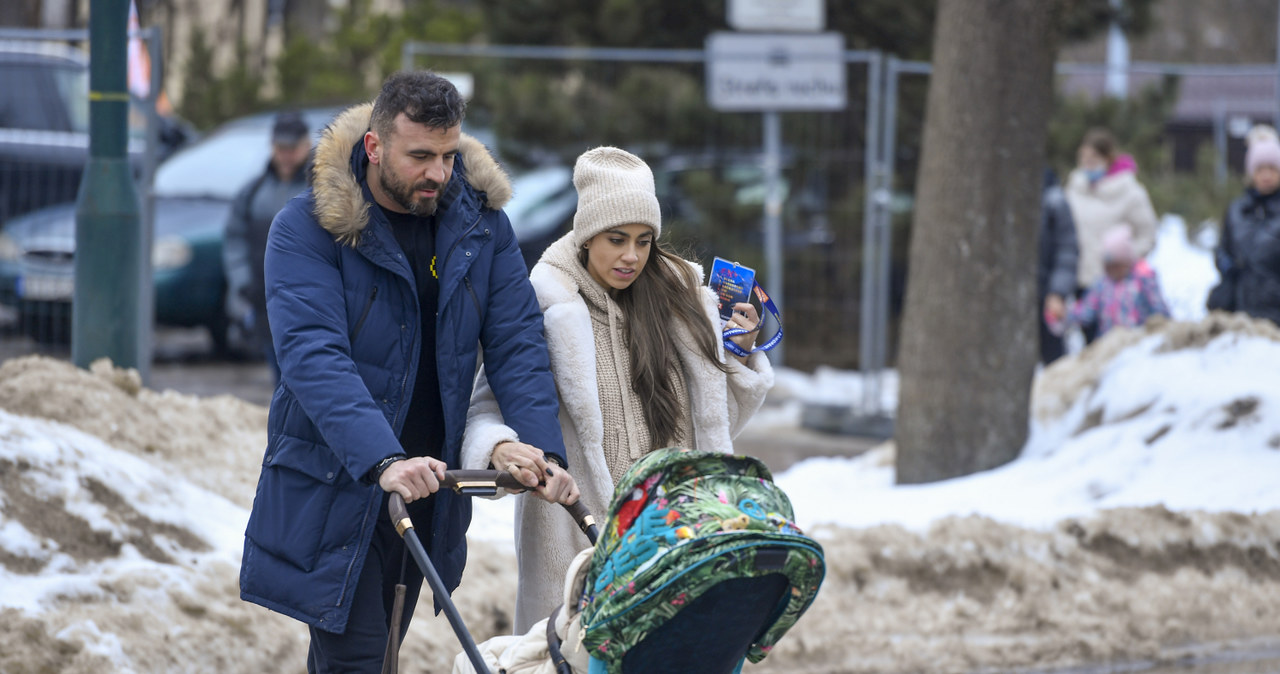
[[4, 306, 1280, 672], [0, 356, 268, 508], [0, 405, 301, 672], [777, 313, 1280, 533]]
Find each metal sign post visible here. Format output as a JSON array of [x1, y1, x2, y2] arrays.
[[706, 30, 847, 366]]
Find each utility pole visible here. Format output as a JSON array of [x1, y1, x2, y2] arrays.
[[1105, 0, 1129, 98], [74, 0, 144, 371]]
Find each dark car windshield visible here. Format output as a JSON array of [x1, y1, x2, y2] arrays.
[[0, 60, 88, 133], [153, 123, 272, 200], [154, 109, 339, 201]]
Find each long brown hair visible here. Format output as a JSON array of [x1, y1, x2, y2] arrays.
[[580, 243, 730, 448], [1082, 128, 1117, 164]]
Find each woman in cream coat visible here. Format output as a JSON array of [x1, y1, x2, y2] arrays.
[[462, 147, 774, 632]]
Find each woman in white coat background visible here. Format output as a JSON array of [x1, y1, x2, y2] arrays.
[[462, 146, 775, 632]]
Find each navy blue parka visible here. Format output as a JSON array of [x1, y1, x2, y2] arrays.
[[239, 103, 565, 633]]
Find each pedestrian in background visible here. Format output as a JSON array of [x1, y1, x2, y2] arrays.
[[1038, 168, 1078, 364], [1207, 131, 1280, 326], [1065, 128, 1159, 342], [462, 146, 775, 633], [222, 110, 312, 382], [238, 72, 576, 673], [1056, 226, 1169, 339]]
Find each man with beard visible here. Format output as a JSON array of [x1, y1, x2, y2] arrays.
[[239, 71, 579, 672]]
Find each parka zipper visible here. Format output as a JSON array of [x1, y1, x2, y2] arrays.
[[350, 285, 378, 342], [463, 277, 482, 323]]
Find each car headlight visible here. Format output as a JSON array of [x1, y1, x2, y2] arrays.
[[0, 232, 23, 262], [152, 236, 193, 270]]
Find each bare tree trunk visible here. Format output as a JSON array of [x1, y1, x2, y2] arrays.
[[895, 0, 1059, 484]]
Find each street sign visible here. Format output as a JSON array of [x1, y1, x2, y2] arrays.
[[706, 32, 847, 111], [728, 0, 825, 32]]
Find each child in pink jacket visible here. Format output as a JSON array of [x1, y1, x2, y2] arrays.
[[1053, 226, 1170, 338]]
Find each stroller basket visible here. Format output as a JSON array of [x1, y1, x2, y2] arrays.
[[577, 448, 825, 673]]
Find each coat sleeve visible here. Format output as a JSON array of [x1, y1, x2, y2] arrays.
[[1045, 188, 1079, 298], [223, 180, 256, 308], [1128, 184, 1160, 259], [460, 365, 520, 471], [476, 212, 568, 467], [1207, 204, 1240, 312], [1067, 282, 1102, 330], [265, 206, 405, 482], [1140, 272, 1171, 319], [724, 350, 775, 440], [697, 286, 774, 440]]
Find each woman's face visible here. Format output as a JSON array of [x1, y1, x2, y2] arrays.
[[1077, 145, 1107, 172], [584, 223, 654, 291], [1253, 165, 1280, 195]]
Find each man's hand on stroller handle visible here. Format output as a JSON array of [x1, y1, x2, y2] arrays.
[[378, 456, 447, 503], [493, 441, 580, 506]]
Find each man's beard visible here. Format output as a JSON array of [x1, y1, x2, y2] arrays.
[[379, 168, 445, 216]]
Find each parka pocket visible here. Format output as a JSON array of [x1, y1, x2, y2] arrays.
[[245, 435, 346, 572]]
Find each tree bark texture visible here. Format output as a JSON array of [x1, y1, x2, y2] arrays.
[[895, 0, 1058, 484]]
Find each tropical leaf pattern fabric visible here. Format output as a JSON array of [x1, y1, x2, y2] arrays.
[[578, 448, 825, 670]]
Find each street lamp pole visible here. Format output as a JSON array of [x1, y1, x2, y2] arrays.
[[73, 0, 144, 371]]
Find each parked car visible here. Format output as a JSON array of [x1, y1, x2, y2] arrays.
[[505, 164, 577, 271], [0, 39, 189, 229], [499, 153, 806, 273], [0, 107, 338, 350]]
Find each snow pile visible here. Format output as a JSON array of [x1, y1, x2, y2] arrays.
[[4, 310, 1280, 672], [1147, 215, 1219, 323], [778, 314, 1280, 533], [764, 506, 1280, 673], [0, 356, 268, 508], [0, 402, 302, 672], [0, 356, 522, 673]]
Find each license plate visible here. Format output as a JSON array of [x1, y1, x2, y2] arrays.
[[17, 275, 74, 301]]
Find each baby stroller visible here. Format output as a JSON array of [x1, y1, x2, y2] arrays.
[[428, 447, 825, 674]]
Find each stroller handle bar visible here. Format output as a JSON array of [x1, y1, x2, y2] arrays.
[[390, 470, 599, 544], [386, 471, 596, 674]]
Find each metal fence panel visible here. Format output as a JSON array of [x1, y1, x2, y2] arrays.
[[403, 42, 881, 372]]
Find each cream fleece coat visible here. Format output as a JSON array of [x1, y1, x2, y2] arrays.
[[1065, 167, 1159, 288], [461, 232, 774, 633]]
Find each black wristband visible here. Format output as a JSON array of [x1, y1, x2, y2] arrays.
[[365, 453, 407, 485], [544, 453, 566, 469]]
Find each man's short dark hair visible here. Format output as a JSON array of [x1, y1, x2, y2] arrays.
[[370, 71, 466, 140]]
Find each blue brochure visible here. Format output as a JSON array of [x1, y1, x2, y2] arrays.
[[708, 257, 755, 321]]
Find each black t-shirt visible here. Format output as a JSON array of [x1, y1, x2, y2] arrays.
[[381, 206, 445, 463]]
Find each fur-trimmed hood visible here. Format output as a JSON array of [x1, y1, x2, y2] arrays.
[[310, 102, 512, 245]]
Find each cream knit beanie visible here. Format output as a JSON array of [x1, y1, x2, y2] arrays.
[[572, 147, 662, 247]]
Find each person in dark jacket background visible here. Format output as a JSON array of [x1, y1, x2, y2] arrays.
[[1208, 135, 1280, 326], [1038, 168, 1079, 364], [222, 110, 312, 381], [239, 72, 578, 673]]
